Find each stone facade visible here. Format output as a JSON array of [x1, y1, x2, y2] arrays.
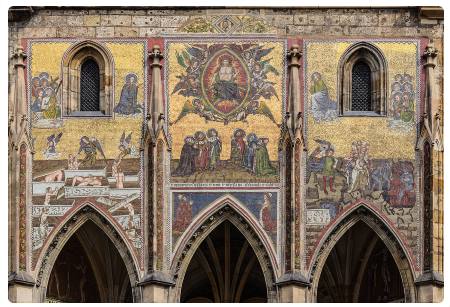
[[8, 6, 444, 303]]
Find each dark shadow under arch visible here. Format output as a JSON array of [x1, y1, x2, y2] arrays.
[[171, 204, 277, 302], [309, 205, 416, 302], [35, 205, 140, 302]]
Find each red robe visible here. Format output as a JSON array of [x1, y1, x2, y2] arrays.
[[173, 201, 192, 232]]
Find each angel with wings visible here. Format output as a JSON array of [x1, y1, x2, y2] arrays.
[[117, 131, 133, 161], [43, 132, 63, 159], [77, 136, 107, 166]]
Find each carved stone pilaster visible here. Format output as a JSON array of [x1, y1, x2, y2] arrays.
[[422, 43, 438, 141], [287, 44, 302, 133], [149, 45, 164, 135]]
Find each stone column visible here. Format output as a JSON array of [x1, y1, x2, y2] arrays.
[[149, 44, 164, 135], [139, 44, 174, 303], [8, 45, 35, 302], [287, 44, 302, 132], [276, 44, 309, 303], [415, 42, 444, 303]]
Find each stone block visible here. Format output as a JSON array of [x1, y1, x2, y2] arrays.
[[100, 15, 132, 26], [308, 15, 325, 26], [266, 15, 294, 27], [324, 15, 341, 26], [57, 26, 95, 38], [67, 15, 84, 26], [146, 9, 177, 15], [39, 15, 68, 26], [114, 27, 139, 37], [378, 13, 396, 26], [96, 27, 115, 38], [20, 27, 57, 38], [84, 15, 101, 26], [132, 16, 161, 27], [159, 16, 189, 28], [293, 14, 308, 25]]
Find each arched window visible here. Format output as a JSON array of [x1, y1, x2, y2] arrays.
[[80, 59, 100, 112], [423, 141, 433, 272], [351, 61, 372, 111], [338, 42, 387, 116], [62, 41, 114, 117]]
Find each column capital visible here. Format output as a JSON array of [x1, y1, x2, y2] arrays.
[[423, 43, 438, 68], [424, 43, 438, 58], [288, 44, 302, 67], [149, 44, 163, 67], [13, 45, 27, 67]]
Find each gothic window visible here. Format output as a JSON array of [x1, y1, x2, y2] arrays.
[[62, 40, 114, 116], [351, 61, 372, 111], [338, 42, 387, 116], [423, 141, 433, 272], [80, 59, 100, 112]]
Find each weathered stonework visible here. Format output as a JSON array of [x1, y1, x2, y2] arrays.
[[8, 6, 444, 303]]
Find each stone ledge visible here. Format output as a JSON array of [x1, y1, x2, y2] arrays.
[[8, 271, 35, 287], [138, 271, 175, 287], [275, 272, 310, 287], [415, 271, 444, 287]]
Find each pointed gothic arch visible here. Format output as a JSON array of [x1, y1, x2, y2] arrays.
[[309, 203, 416, 302], [35, 204, 140, 302], [61, 40, 114, 116], [338, 42, 388, 115], [170, 198, 278, 302]]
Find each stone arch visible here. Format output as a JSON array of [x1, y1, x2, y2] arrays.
[[61, 40, 114, 116], [308, 203, 416, 302], [170, 197, 278, 302], [34, 203, 140, 302], [338, 42, 388, 115]]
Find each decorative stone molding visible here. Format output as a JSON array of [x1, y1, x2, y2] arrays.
[[179, 15, 274, 34]]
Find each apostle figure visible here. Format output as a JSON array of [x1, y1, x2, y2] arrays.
[[114, 73, 142, 115], [254, 138, 276, 176], [42, 88, 61, 119], [173, 194, 193, 232], [173, 136, 199, 177], [244, 133, 258, 172], [230, 129, 246, 165], [310, 72, 337, 122], [31, 89, 44, 112], [259, 193, 276, 232], [194, 131, 210, 171], [207, 128, 222, 170], [322, 148, 337, 194]]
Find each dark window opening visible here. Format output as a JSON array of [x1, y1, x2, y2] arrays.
[[351, 61, 372, 111], [80, 59, 100, 112]]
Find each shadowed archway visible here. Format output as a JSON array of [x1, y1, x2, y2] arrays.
[[309, 205, 416, 303], [180, 221, 267, 303], [46, 221, 132, 302], [317, 221, 404, 302], [35, 205, 141, 303]]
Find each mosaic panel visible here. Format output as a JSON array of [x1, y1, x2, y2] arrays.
[[166, 38, 286, 184], [304, 40, 421, 272], [165, 37, 286, 264], [27, 39, 147, 270], [171, 191, 278, 248]]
